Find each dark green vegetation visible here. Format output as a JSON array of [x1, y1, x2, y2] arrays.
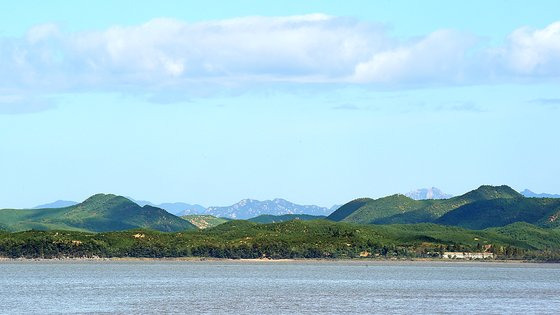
[[0, 194, 196, 232], [328, 185, 560, 229], [248, 214, 326, 223], [0, 220, 559, 261], [181, 215, 230, 229]]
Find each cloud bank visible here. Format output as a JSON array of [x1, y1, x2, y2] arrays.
[[1, 15, 560, 111]]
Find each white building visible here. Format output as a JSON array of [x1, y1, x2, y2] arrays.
[[443, 252, 494, 259]]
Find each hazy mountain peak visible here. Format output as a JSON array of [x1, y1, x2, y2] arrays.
[[521, 189, 560, 198], [238, 199, 256, 205], [205, 198, 332, 219], [33, 200, 78, 209], [405, 187, 452, 200]]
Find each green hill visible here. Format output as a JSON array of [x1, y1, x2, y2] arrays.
[[1, 220, 559, 260], [199, 219, 560, 253], [328, 185, 560, 228], [181, 215, 229, 229], [0, 194, 196, 232], [248, 214, 326, 223]]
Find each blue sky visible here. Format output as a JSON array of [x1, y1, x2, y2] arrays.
[[1, 1, 559, 208]]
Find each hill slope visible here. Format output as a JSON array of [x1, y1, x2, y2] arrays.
[[248, 214, 326, 223], [328, 185, 559, 228], [181, 215, 229, 229], [329, 194, 427, 224], [0, 194, 196, 232]]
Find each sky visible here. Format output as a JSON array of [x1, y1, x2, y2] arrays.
[[1, 1, 559, 208]]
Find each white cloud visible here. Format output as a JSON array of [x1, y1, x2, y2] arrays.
[[499, 22, 560, 76], [1, 15, 390, 91], [62, 15, 382, 84], [352, 30, 477, 84], [26, 23, 60, 44], [1, 15, 559, 112]]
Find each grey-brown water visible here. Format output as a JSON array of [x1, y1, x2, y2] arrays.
[[1, 260, 559, 314]]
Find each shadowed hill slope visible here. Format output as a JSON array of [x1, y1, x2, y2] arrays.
[[435, 197, 560, 229]]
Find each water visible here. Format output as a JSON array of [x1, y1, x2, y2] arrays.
[[1, 260, 559, 314]]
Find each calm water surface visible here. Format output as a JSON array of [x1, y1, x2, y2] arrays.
[[0, 260, 559, 314]]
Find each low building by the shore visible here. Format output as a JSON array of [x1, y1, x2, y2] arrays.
[[442, 252, 494, 259]]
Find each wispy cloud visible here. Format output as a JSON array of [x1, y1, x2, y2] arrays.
[[0, 94, 55, 114], [528, 98, 560, 108], [495, 22, 560, 77], [332, 104, 361, 110], [434, 101, 483, 112], [352, 29, 477, 84]]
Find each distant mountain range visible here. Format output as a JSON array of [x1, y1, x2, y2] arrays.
[[405, 187, 452, 200], [27, 188, 560, 223], [520, 189, 560, 198], [203, 199, 333, 219], [130, 199, 206, 216], [33, 200, 78, 209], [129, 198, 337, 219], [30, 197, 339, 220], [328, 185, 560, 229], [2, 185, 560, 234]]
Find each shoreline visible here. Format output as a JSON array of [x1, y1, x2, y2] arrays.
[[0, 256, 556, 264]]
